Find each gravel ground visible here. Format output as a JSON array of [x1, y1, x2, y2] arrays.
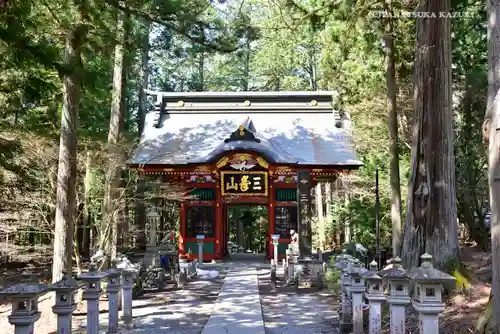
[[257, 267, 340, 334]]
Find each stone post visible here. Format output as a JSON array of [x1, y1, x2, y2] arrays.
[[348, 261, 367, 334], [106, 269, 122, 333], [121, 269, 137, 329], [297, 170, 312, 257], [408, 253, 456, 334], [380, 257, 410, 334], [145, 207, 159, 267], [196, 234, 205, 264], [271, 234, 280, 265], [78, 268, 108, 334], [364, 260, 385, 334], [335, 255, 355, 333], [0, 272, 49, 334], [51, 274, 82, 334]]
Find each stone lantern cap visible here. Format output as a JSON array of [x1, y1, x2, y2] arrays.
[[335, 258, 354, 270], [115, 255, 140, 273], [50, 274, 84, 292], [106, 268, 123, 276], [380, 257, 409, 280], [407, 253, 456, 283], [363, 261, 383, 282], [0, 271, 49, 299], [78, 269, 109, 281]]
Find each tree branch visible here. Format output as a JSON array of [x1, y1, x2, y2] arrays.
[[105, 0, 240, 53]]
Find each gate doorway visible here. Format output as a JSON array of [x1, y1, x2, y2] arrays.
[[223, 205, 268, 259]]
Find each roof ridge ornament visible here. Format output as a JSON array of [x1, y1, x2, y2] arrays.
[[224, 124, 261, 143]]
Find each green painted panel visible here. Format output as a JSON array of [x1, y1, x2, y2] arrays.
[[190, 188, 215, 201], [184, 241, 215, 254], [275, 188, 297, 201], [278, 242, 289, 255]]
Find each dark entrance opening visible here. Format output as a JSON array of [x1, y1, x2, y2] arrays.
[[224, 205, 268, 259]]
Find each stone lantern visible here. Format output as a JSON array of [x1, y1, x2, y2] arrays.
[[145, 207, 160, 267], [348, 260, 367, 334], [78, 267, 109, 334], [335, 255, 356, 332], [0, 272, 49, 334], [105, 268, 122, 333], [51, 273, 83, 334], [380, 257, 411, 334], [408, 253, 456, 334], [364, 260, 385, 334]]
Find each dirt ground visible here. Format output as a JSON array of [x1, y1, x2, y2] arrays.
[[438, 245, 492, 334]]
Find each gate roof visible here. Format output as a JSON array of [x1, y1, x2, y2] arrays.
[[128, 91, 362, 168]]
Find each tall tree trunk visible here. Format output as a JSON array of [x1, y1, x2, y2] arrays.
[[137, 20, 150, 136], [401, 0, 458, 270], [51, 7, 88, 283], [82, 150, 93, 257], [484, 0, 500, 328], [102, 6, 127, 262], [243, 42, 250, 91], [198, 51, 205, 92], [135, 20, 150, 249], [384, 0, 402, 256]]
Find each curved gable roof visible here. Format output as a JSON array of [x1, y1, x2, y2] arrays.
[[128, 91, 362, 168]]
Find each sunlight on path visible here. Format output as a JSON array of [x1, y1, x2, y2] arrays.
[[201, 264, 265, 334]]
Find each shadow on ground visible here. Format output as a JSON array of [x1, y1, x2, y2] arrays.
[[257, 267, 340, 334]]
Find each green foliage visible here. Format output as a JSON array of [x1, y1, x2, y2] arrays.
[[325, 257, 341, 294]]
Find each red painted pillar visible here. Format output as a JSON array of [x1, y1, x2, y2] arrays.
[[215, 183, 222, 259], [268, 182, 275, 260], [179, 201, 186, 255]]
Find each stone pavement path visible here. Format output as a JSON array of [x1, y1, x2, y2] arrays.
[[258, 267, 340, 334], [201, 263, 265, 334], [72, 266, 228, 334]]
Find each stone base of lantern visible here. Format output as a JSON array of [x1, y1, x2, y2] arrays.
[[295, 258, 325, 289], [143, 246, 160, 267]]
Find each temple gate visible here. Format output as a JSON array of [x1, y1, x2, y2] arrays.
[[127, 91, 362, 261]]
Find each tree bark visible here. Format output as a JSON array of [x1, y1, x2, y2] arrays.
[[51, 8, 87, 283], [137, 19, 150, 136], [484, 0, 500, 329], [401, 0, 458, 270], [82, 150, 93, 257], [102, 6, 127, 262], [384, 0, 402, 256]]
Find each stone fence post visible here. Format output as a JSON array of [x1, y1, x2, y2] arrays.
[[196, 234, 205, 264], [271, 234, 280, 265]]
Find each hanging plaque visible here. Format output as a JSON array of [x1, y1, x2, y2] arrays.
[[221, 171, 268, 196]]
